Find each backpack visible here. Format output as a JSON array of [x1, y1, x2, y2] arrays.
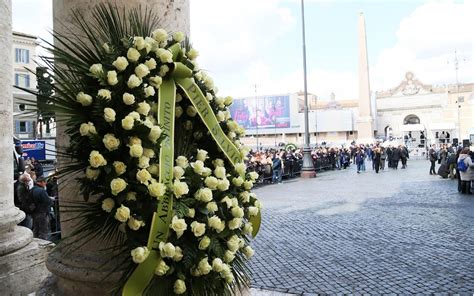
[[20, 188, 36, 214], [457, 158, 468, 172]]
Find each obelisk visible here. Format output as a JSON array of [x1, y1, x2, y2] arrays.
[[356, 12, 374, 142], [47, 1, 190, 294], [0, 0, 53, 294]]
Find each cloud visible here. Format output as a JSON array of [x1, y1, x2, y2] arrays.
[[372, 1, 474, 91]]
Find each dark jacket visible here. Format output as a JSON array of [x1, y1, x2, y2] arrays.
[[31, 185, 52, 214], [391, 148, 401, 161]]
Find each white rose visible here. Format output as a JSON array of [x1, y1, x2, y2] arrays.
[[213, 159, 225, 167], [173, 31, 185, 42], [144, 37, 155, 53], [176, 156, 189, 168], [156, 48, 173, 63], [127, 74, 142, 89], [208, 216, 225, 233], [224, 250, 235, 263], [248, 206, 259, 217], [102, 133, 120, 151], [134, 63, 150, 79], [249, 171, 259, 181], [198, 236, 210, 250], [131, 246, 149, 263], [186, 105, 197, 117], [231, 206, 244, 218], [206, 202, 218, 213], [136, 168, 152, 184], [138, 156, 150, 168], [194, 188, 213, 202], [101, 198, 114, 212], [127, 47, 141, 62], [76, 92, 93, 106], [234, 163, 246, 175], [112, 161, 126, 176], [173, 246, 183, 262], [231, 198, 239, 208], [129, 143, 143, 158], [243, 246, 254, 259], [110, 178, 127, 196], [89, 150, 107, 168], [221, 196, 232, 209], [173, 166, 185, 179], [115, 204, 130, 222], [159, 65, 169, 77], [148, 126, 162, 143], [107, 71, 118, 86], [223, 110, 231, 120], [136, 102, 151, 116], [204, 76, 214, 90], [191, 160, 205, 174], [243, 180, 253, 190], [216, 111, 225, 122], [154, 258, 170, 276], [215, 97, 225, 107], [187, 208, 195, 218], [142, 148, 155, 159], [240, 191, 250, 203], [197, 257, 212, 275], [148, 181, 166, 198], [202, 167, 212, 177], [126, 192, 137, 201], [204, 176, 218, 190], [191, 221, 206, 237], [232, 177, 244, 187], [224, 96, 233, 106], [122, 93, 135, 105], [196, 149, 208, 161], [171, 216, 187, 238], [217, 178, 230, 191], [149, 76, 162, 88], [145, 58, 157, 70], [152, 29, 168, 42], [175, 106, 183, 118], [133, 36, 145, 50], [79, 122, 94, 136], [173, 180, 189, 198], [86, 166, 100, 180], [227, 235, 240, 252], [214, 166, 226, 179], [159, 242, 176, 258], [112, 56, 128, 72], [205, 92, 213, 101], [89, 63, 103, 76], [212, 258, 223, 272], [147, 164, 159, 176], [98, 89, 112, 101], [243, 223, 253, 235], [121, 116, 135, 130], [103, 107, 116, 123], [128, 217, 145, 231], [144, 85, 155, 98], [174, 279, 186, 295], [187, 48, 199, 60], [228, 218, 242, 230]]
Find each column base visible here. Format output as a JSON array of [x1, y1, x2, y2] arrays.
[[300, 170, 317, 178]]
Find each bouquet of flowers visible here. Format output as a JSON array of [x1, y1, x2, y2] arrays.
[[32, 4, 261, 295]]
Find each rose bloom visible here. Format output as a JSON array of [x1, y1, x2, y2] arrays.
[[243, 180, 253, 190], [121, 116, 135, 130], [98, 89, 112, 101], [131, 246, 149, 264], [159, 242, 176, 258], [204, 176, 218, 190], [224, 250, 235, 263], [138, 156, 150, 169], [232, 176, 244, 187], [136, 168, 152, 184], [173, 166, 185, 179], [76, 92, 93, 106], [159, 65, 169, 77], [240, 191, 250, 203], [173, 246, 183, 262], [197, 257, 212, 275], [128, 217, 145, 231], [151, 28, 168, 42], [133, 36, 145, 50], [231, 206, 244, 218], [114, 204, 130, 222], [113, 161, 127, 175], [107, 70, 118, 86], [147, 164, 159, 176], [85, 166, 100, 180], [212, 258, 224, 272], [214, 166, 226, 179], [110, 178, 127, 195], [144, 85, 155, 98], [102, 133, 120, 151], [196, 149, 208, 161], [175, 156, 189, 168], [122, 92, 135, 105], [137, 102, 151, 116], [145, 58, 157, 70], [126, 192, 137, 201], [134, 63, 150, 79], [155, 258, 170, 276], [148, 181, 166, 198], [127, 74, 142, 89], [127, 47, 141, 62], [243, 246, 254, 259], [249, 171, 259, 181], [148, 126, 162, 143], [129, 143, 143, 158], [187, 48, 199, 60], [206, 202, 218, 213], [227, 235, 240, 252], [187, 208, 195, 218], [149, 76, 163, 88], [112, 56, 129, 71], [173, 31, 185, 42], [191, 160, 205, 175], [156, 48, 173, 63], [217, 178, 230, 191], [208, 216, 225, 233], [173, 180, 189, 198], [101, 198, 114, 212], [228, 218, 243, 230], [194, 188, 212, 203], [89, 150, 107, 168], [171, 216, 187, 238], [198, 236, 210, 250], [243, 223, 253, 235], [103, 107, 116, 123], [174, 279, 186, 295], [190, 221, 206, 237], [248, 206, 259, 217], [89, 63, 103, 75], [234, 162, 246, 175]]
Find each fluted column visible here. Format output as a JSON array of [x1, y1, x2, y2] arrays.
[[0, 0, 54, 294], [47, 1, 190, 294]]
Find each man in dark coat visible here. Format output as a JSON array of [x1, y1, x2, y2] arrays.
[[400, 145, 409, 169], [391, 147, 401, 169], [428, 145, 437, 175], [386, 147, 393, 168], [31, 176, 53, 240]]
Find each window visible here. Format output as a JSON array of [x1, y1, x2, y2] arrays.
[[15, 73, 30, 88], [403, 114, 420, 125], [15, 48, 29, 63], [15, 121, 33, 134]]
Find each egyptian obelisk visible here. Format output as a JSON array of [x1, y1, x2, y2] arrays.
[[356, 12, 374, 142]]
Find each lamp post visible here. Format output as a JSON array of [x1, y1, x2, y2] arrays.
[[300, 0, 316, 178]]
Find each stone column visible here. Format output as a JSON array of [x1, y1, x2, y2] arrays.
[[356, 12, 374, 142], [47, 1, 189, 294], [0, 0, 54, 294]]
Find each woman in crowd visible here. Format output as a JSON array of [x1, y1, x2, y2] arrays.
[[457, 147, 474, 194]]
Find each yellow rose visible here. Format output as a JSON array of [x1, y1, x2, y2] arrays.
[[227, 235, 240, 252], [248, 206, 259, 217], [112, 56, 129, 72], [156, 48, 173, 63], [85, 166, 100, 180], [196, 149, 208, 161], [175, 156, 189, 168], [129, 143, 143, 158], [173, 166, 185, 179], [243, 246, 254, 259], [228, 217, 242, 230], [126, 191, 137, 201], [214, 167, 226, 179], [175, 106, 183, 118], [186, 105, 197, 117], [173, 246, 183, 262], [159, 65, 169, 77], [231, 206, 244, 218], [101, 198, 114, 212], [191, 160, 205, 174], [243, 180, 253, 190], [89, 150, 107, 168], [102, 133, 120, 151], [234, 162, 246, 175], [223, 250, 235, 263], [206, 202, 218, 213], [187, 48, 199, 60], [122, 93, 135, 105], [232, 176, 244, 187], [217, 178, 230, 191], [136, 168, 152, 184], [243, 223, 253, 235], [147, 164, 159, 176], [113, 161, 127, 176], [110, 178, 127, 196], [103, 107, 116, 123], [207, 215, 225, 233], [204, 176, 218, 190], [224, 96, 233, 106], [143, 148, 155, 158], [114, 204, 130, 222], [212, 258, 223, 272]]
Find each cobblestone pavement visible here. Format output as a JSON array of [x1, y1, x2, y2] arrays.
[[249, 160, 474, 295]]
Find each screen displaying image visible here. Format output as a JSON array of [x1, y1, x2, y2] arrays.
[[230, 95, 290, 129]]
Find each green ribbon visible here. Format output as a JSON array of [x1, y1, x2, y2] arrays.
[[122, 44, 260, 296]]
